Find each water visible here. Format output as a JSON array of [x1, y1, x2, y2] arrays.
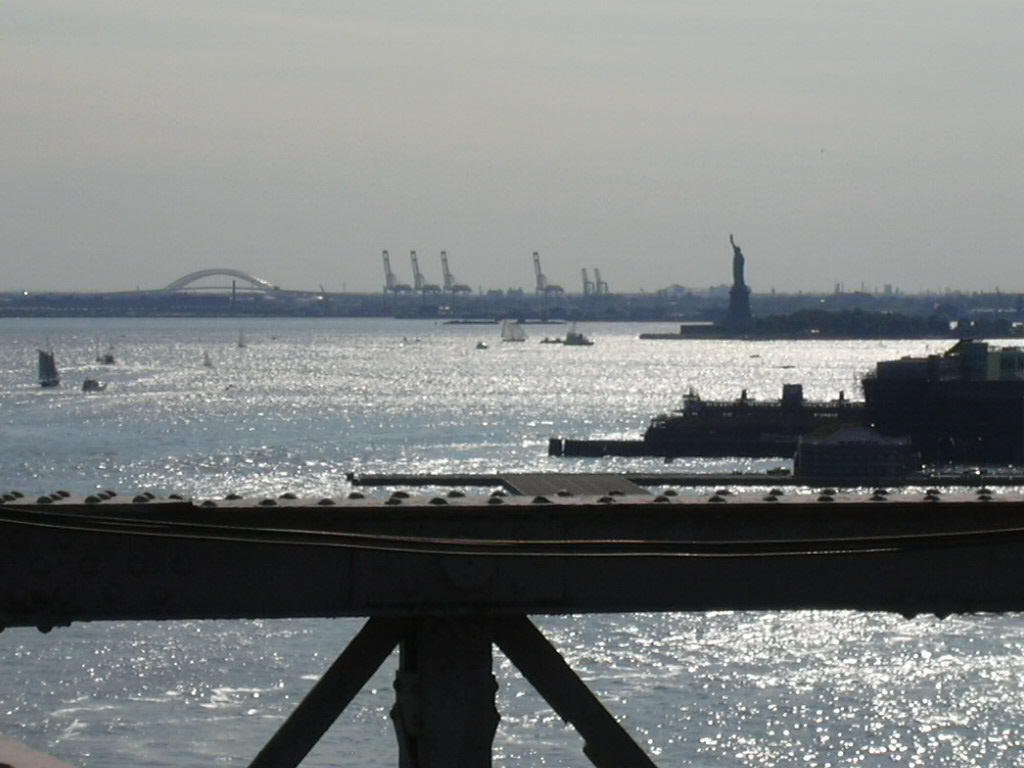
[[2, 318, 1024, 766]]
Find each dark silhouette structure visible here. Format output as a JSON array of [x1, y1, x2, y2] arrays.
[[725, 234, 752, 328]]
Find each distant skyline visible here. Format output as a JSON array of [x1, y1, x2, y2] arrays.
[[3, 1, 1023, 294]]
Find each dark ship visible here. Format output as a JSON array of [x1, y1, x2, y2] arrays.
[[863, 339, 1024, 464], [550, 340, 1024, 465]]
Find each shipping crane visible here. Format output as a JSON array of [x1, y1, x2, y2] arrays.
[[382, 250, 412, 294], [581, 269, 595, 296], [533, 251, 564, 295], [594, 268, 609, 295], [410, 251, 441, 294], [440, 251, 472, 294]]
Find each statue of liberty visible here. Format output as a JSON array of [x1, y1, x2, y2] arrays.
[[729, 234, 745, 288]]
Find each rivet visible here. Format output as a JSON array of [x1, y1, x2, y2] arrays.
[[978, 494, 993, 502], [923, 494, 940, 502], [279, 492, 298, 500], [821, 488, 837, 496], [977, 487, 994, 495], [317, 498, 336, 506], [429, 497, 448, 505], [598, 495, 614, 504], [487, 496, 504, 505], [391, 491, 410, 499], [201, 500, 217, 507], [347, 492, 365, 499], [769, 488, 784, 496], [490, 490, 507, 497], [653, 495, 670, 503], [817, 495, 834, 502], [663, 489, 678, 496], [132, 495, 150, 503], [85, 495, 101, 504], [873, 488, 889, 496], [385, 498, 403, 505], [708, 495, 726, 503], [446, 490, 465, 498], [225, 493, 242, 500], [762, 495, 779, 502], [926, 488, 941, 496], [532, 496, 551, 504], [258, 498, 277, 506], [35, 496, 53, 504], [168, 494, 184, 500]]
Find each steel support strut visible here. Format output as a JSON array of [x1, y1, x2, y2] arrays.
[[491, 616, 658, 768], [248, 615, 656, 767], [249, 618, 408, 768]]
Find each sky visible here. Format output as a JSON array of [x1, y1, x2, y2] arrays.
[[2, 1, 1023, 295]]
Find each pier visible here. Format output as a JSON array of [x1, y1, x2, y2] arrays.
[[4, 478, 1024, 766]]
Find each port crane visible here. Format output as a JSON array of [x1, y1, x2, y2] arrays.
[[382, 250, 412, 294], [533, 251, 564, 295], [581, 269, 595, 296], [594, 268, 609, 295], [440, 251, 472, 294], [410, 251, 441, 294]]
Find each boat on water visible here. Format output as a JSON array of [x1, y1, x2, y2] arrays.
[[95, 344, 115, 365], [82, 378, 107, 392], [551, 340, 1024, 464], [38, 349, 60, 388], [476, 341, 489, 350], [501, 320, 526, 342], [563, 323, 593, 346]]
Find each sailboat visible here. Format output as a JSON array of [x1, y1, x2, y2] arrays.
[[38, 348, 60, 387], [501, 320, 526, 342], [95, 340, 116, 364]]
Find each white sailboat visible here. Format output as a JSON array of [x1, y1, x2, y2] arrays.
[[501, 320, 526, 342]]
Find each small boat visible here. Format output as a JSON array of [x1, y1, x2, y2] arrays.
[[82, 379, 107, 392], [476, 341, 488, 349], [95, 342, 116, 364], [38, 348, 60, 387], [563, 323, 594, 346], [501, 320, 526, 343]]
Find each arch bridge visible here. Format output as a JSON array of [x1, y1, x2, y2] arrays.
[[163, 269, 279, 293]]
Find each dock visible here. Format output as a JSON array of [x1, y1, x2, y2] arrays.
[[348, 469, 1024, 492]]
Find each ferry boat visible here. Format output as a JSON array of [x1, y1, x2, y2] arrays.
[[550, 340, 1024, 464]]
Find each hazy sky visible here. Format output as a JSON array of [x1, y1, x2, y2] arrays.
[[3, 1, 1022, 294]]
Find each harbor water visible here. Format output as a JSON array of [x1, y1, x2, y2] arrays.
[[2, 318, 1024, 767]]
